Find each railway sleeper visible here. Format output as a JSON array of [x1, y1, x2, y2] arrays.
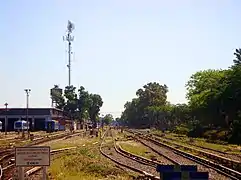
[[114, 142, 156, 167], [136, 138, 180, 165], [165, 143, 241, 179], [100, 143, 159, 179], [148, 136, 241, 173], [138, 135, 241, 179], [120, 145, 160, 166]]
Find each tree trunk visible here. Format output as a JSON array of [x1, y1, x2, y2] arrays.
[[90, 116, 97, 135]]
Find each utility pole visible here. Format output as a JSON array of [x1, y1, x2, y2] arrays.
[[4, 103, 8, 135], [63, 20, 75, 87], [101, 114, 104, 131], [24, 89, 31, 139]]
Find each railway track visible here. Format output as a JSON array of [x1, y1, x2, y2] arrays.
[[150, 132, 241, 162], [0, 132, 70, 164], [128, 129, 241, 180], [100, 129, 160, 179], [146, 132, 241, 172], [0, 131, 68, 153], [116, 140, 172, 167], [0, 131, 84, 180]]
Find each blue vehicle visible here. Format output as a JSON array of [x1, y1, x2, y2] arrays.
[[45, 120, 59, 133], [14, 120, 29, 131]]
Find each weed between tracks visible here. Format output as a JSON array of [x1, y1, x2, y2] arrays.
[[152, 130, 241, 154], [39, 135, 90, 150], [0, 131, 64, 148], [0, 138, 31, 148], [118, 141, 158, 160], [48, 136, 132, 180]]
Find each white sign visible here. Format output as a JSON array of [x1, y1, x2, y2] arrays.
[[15, 146, 50, 167]]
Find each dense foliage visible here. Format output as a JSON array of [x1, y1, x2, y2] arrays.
[[120, 49, 241, 144], [51, 85, 103, 128], [102, 114, 114, 125]]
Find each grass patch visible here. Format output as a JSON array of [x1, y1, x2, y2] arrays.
[[0, 138, 31, 148], [0, 139, 13, 147], [49, 140, 133, 180], [39, 136, 99, 150], [172, 125, 190, 135], [118, 141, 158, 160]]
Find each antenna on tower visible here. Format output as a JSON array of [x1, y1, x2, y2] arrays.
[[63, 20, 75, 87], [67, 20, 75, 33]]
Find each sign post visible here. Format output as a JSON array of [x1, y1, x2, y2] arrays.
[[15, 146, 50, 180], [43, 166, 47, 180], [18, 167, 24, 180], [0, 165, 2, 179]]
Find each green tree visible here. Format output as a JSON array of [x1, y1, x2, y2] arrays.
[[220, 66, 241, 129], [120, 48, 241, 144], [228, 112, 241, 144], [121, 98, 140, 127], [233, 48, 241, 66], [136, 82, 168, 107], [103, 114, 114, 125], [186, 69, 228, 127], [121, 82, 169, 128], [64, 85, 78, 120], [50, 85, 104, 130], [87, 94, 103, 128], [77, 86, 90, 121], [50, 85, 65, 109]]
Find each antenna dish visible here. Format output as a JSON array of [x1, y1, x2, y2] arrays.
[[67, 20, 75, 33]]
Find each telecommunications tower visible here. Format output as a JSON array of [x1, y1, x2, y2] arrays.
[[63, 20, 75, 86]]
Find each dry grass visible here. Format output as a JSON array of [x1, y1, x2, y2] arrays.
[[118, 141, 157, 160], [0, 137, 31, 148], [48, 135, 133, 180], [38, 135, 95, 150]]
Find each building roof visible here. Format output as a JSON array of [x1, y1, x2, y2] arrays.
[[0, 107, 63, 116]]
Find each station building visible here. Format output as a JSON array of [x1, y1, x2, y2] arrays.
[[0, 108, 71, 132]]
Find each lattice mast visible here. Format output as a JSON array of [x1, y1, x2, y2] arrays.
[[63, 20, 75, 86]]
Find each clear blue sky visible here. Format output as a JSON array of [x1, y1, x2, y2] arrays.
[[1, 0, 240, 117]]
